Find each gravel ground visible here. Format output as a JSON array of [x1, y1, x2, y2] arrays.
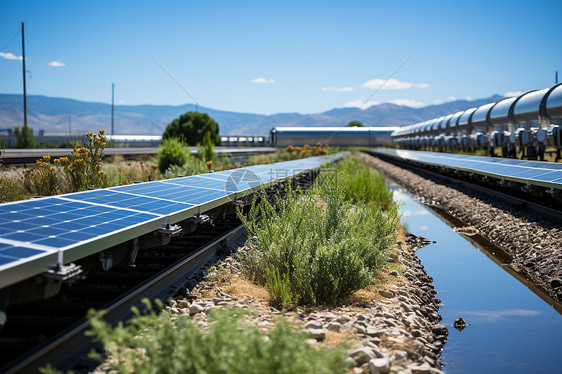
[[363, 153, 562, 302], [93, 236, 447, 374], [152, 232, 446, 374]]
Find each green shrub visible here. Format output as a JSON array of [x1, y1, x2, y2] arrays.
[[155, 138, 190, 173], [266, 268, 297, 310], [197, 130, 216, 163], [83, 302, 350, 374], [0, 175, 30, 203], [338, 155, 393, 210], [240, 161, 398, 306], [163, 159, 209, 179]]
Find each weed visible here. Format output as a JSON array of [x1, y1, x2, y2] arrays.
[[57, 130, 108, 191], [0, 175, 30, 203], [240, 160, 398, 306], [163, 159, 208, 178], [197, 130, 216, 163], [337, 155, 394, 210], [23, 156, 60, 196], [265, 268, 297, 310], [80, 301, 350, 374], [102, 161, 161, 186]]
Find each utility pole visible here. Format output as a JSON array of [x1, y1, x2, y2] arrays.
[[556, 71, 559, 84], [68, 114, 71, 136], [111, 82, 115, 136], [21, 22, 27, 129]]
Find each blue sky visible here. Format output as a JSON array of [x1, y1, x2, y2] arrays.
[[1, 0, 561, 115]]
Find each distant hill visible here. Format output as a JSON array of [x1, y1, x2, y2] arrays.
[[0, 94, 504, 136]]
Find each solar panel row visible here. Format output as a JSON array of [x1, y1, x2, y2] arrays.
[[373, 149, 562, 189], [0, 154, 343, 289]]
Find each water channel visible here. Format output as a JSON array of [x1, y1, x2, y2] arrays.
[[388, 180, 562, 373]]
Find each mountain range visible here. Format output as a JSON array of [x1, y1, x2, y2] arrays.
[[0, 93, 504, 136]]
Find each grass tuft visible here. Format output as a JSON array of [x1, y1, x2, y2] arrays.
[[74, 303, 350, 374], [239, 155, 398, 307]]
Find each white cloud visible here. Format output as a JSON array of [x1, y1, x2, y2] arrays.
[[504, 91, 523, 98], [433, 99, 443, 105], [322, 86, 354, 92], [388, 99, 425, 108], [343, 99, 380, 109], [0, 52, 23, 60], [403, 209, 429, 217], [465, 96, 473, 101], [47, 61, 65, 67], [361, 78, 429, 90], [252, 77, 275, 84], [447, 96, 457, 101], [344, 98, 425, 109], [462, 309, 540, 321]]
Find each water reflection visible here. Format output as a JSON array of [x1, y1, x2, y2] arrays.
[[461, 309, 541, 321], [387, 180, 562, 374]]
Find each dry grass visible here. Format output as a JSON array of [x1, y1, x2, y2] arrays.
[[343, 267, 406, 307], [323, 330, 352, 348], [223, 276, 270, 302]]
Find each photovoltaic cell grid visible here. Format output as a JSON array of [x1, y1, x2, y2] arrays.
[[373, 149, 562, 189], [0, 153, 342, 289], [0, 242, 52, 266], [0, 198, 160, 249]]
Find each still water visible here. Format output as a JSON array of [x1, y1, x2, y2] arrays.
[[389, 181, 562, 373]]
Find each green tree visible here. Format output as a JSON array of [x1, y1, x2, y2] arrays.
[[163, 112, 220, 146], [347, 120, 364, 127], [14, 125, 35, 148]]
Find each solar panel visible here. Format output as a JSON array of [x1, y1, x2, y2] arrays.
[[0, 241, 59, 289], [0, 153, 345, 289], [0, 198, 161, 249], [66, 189, 194, 215], [374, 149, 562, 190], [0, 243, 50, 265], [164, 175, 232, 191], [113, 183, 229, 205]]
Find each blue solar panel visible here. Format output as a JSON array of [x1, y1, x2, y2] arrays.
[[164, 175, 232, 190], [0, 152, 344, 289], [186, 172, 232, 181], [66, 189, 194, 215], [374, 149, 562, 189], [527, 172, 562, 182], [0, 198, 160, 248], [112, 183, 230, 204], [0, 242, 51, 266], [0, 243, 44, 259]]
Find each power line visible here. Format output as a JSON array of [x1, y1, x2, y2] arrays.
[[320, 54, 415, 145], [148, 54, 206, 112], [0, 29, 21, 52], [341, 54, 414, 126]]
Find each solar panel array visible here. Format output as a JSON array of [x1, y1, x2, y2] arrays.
[[0, 153, 343, 289], [373, 149, 562, 190]]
